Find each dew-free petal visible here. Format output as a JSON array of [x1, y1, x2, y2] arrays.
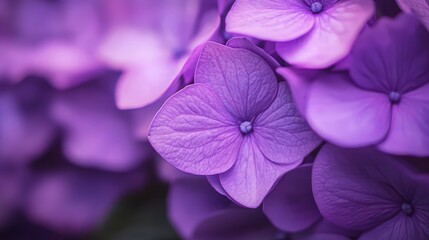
[[226, 0, 314, 42], [219, 137, 299, 208], [397, 0, 429, 30], [350, 14, 429, 93], [149, 84, 241, 175], [276, 0, 375, 68], [378, 83, 429, 156], [313, 144, 413, 231], [195, 42, 277, 120], [263, 165, 321, 232], [307, 73, 391, 147], [253, 82, 321, 164]]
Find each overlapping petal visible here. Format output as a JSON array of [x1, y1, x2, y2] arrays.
[[307, 73, 391, 147], [226, 0, 315, 42], [253, 82, 321, 164]]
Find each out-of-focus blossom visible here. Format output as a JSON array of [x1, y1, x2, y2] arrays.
[[0, 0, 104, 88], [0, 79, 55, 166], [98, 0, 221, 109], [24, 167, 145, 234], [0, 168, 27, 228], [283, 14, 429, 156], [313, 144, 429, 240], [397, 0, 429, 30], [51, 76, 149, 172], [149, 40, 321, 207], [226, 0, 375, 68]]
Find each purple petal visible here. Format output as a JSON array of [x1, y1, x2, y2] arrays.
[[306, 73, 391, 147], [195, 42, 278, 120], [276, 67, 324, 117], [219, 137, 299, 208], [378, 83, 429, 156], [313, 144, 414, 230], [253, 82, 321, 164], [263, 165, 321, 232], [276, 0, 375, 68], [360, 214, 429, 240], [226, 37, 280, 69], [192, 208, 278, 240], [396, 0, 429, 30], [168, 178, 230, 239], [226, 0, 315, 42], [350, 14, 429, 93], [51, 80, 144, 171], [149, 84, 241, 175]]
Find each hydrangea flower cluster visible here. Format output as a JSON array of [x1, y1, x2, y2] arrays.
[[1, 0, 429, 239]]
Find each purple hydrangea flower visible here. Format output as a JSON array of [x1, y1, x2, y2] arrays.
[[98, 0, 221, 109], [25, 167, 145, 233], [225, 0, 375, 68], [0, 79, 55, 166], [295, 14, 429, 156], [149, 40, 321, 207], [397, 0, 429, 30], [51, 77, 148, 171], [263, 165, 321, 232], [313, 144, 429, 240]]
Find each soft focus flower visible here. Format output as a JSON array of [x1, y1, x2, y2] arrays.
[[149, 40, 321, 207], [24, 167, 145, 234], [292, 14, 429, 156], [397, 0, 429, 30], [226, 0, 375, 68], [0, 79, 55, 166], [51, 76, 149, 171], [0, 168, 26, 228], [98, 0, 221, 109], [313, 144, 429, 240]]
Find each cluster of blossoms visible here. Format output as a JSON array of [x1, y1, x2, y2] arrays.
[[0, 0, 428, 239]]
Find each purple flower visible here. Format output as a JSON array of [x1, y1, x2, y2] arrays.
[[51, 78, 148, 171], [263, 165, 321, 232], [168, 177, 280, 240], [24, 167, 145, 233], [0, 79, 55, 166], [149, 39, 321, 207], [292, 14, 429, 156], [313, 144, 429, 240], [225, 0, 375, 68], [98, 0, 221, 109], [397, 0, 429, 30]]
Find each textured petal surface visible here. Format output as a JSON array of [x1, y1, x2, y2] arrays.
[[226, 0, 314, 42], [195, 42, 277, 121], [263, 165, 321, 232], [168, 178, 230, 239], [149, 84, 241, 175], [253, 82, 321, 164], [313, 144, 415, 231], [378, 83, 429, 156], [307, 73, 391, 147], [276, 0, 375, 68], [350, 14, 429, 93], [219, 137, 300, 208]]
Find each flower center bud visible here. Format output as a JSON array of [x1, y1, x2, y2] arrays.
[[311, 2, 323, 14], [389, 91, 401, 104], [401, 202, 414, 216], [240, 121, 252, 134]]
